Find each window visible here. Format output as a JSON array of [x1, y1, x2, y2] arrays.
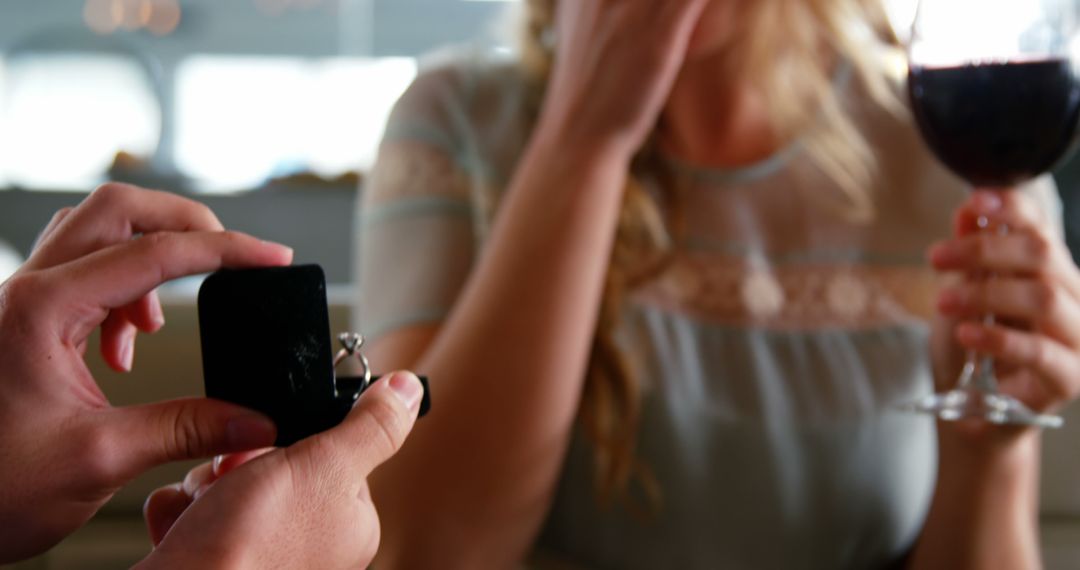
[[0, 52, 161, 190], [0, 0, 508, 193], [174, 56, 416, 192]]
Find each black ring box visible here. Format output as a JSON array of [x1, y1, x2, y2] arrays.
[[198, 264, 430, 447]]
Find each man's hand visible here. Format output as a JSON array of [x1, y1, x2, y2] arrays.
[[0, 183, 292, 563], [140, 372, 424, 569]]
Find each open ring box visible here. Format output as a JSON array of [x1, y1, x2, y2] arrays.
[[197, 264, 430, 447]]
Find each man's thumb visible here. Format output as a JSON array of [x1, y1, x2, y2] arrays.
[[102, 398, 277, 481], [313, 371, 423, 476]]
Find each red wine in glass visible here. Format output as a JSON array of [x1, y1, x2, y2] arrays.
[[909, 59, 1080, 187]]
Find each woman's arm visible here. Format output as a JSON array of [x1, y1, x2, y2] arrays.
[[371, 138, 629, 565], [368, 3, 710, 566], [912, 187, 1080, 569], [911, 420, 1041, 569]]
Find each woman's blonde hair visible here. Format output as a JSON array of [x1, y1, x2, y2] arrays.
[[518, 0, 902, 512]]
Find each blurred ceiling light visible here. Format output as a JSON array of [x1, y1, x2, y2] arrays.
[[83, 0, 120, 35], [84, 0, 181, 36], [110, 0, 126, 29], [146, 0, 182, 36], [1, 55, 161, 189], [118, 0, 145, 31], [174, 56, 416, 191], [137, 0, 155, 27], [254, 0, 324, 16]]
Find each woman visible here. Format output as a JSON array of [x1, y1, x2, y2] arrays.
[[355, 0, 1080, 567]]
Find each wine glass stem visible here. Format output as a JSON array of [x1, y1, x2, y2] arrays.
[[956, 315, 1000, 393], [955, 215, 1008, 395]]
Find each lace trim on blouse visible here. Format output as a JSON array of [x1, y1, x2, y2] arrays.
[[633, 253, 939, 330]]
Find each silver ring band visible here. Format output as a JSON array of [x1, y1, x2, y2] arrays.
[[333, 332, 372, 395]]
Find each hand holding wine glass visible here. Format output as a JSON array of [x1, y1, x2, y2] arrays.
[[907, 0, 1080, 427], [930, 189, 1080, 423]]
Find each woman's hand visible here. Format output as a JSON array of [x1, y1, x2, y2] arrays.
[[139, 372, 424, 569], [930, 190, 1080, 423], [539, 0, 709, 156], [0, 183, 292, 563]]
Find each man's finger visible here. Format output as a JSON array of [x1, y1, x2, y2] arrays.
[[300, 371, 423, 477], [32, 207, 74, 253], [144, 483, 190, 547], [100, 309, 138, 373], [98, 290, 166, 372], [42, 230, 291, 330], [182, 462, 216, 499], [26, 183, 225, 271], [99, 398, 277, 483], [125, 289, 166, 333], [213, 448, 274, 478]]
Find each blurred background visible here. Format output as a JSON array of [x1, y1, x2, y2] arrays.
[[0, 1, 509, 568], [0, 0, 516, 284], [3, 0, 1080, 568]]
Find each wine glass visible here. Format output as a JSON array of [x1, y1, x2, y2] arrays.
[[905, 0, 1080, 427]]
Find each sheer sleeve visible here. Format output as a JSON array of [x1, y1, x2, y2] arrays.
[[353, 67, 479, 340]]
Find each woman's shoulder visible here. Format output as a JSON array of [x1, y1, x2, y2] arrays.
[[387, 48, 530, 143], [384, 47, 536, 189]]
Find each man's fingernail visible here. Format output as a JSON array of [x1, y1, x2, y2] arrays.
[[261, 240, 294, 256], [150, 300, 166, 328], [120, 334, 135, 372], [226, 414, 277, 449], [387, 372, 423, 412]]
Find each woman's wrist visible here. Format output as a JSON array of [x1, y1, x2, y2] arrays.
[[935, 421, 1041, 503], [915, 423, 1042, 569], [530, 111, 641, 172]]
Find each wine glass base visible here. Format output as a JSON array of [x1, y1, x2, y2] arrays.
[[904, 389, 1063, 429]]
